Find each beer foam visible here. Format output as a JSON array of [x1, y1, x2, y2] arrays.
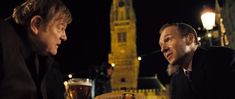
[[67, 78, 92, 86]]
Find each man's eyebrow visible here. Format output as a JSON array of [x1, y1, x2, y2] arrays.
[[162, 34, 172, 39], [164, 34, 171, 37]]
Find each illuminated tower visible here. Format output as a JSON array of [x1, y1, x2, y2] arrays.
[[215, 0, 229, 46], [108, 0, 139, 90]]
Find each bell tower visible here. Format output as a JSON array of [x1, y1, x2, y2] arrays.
[[109, 0, 139, 90]]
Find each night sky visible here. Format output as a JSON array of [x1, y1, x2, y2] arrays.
[[0, 0, 215, 84]]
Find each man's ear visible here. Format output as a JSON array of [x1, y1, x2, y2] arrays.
[[186, 33, 194, 45], [30, 15, 42, 35]]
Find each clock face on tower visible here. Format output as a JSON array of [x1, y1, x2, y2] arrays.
[[118, 1, 125, 7]]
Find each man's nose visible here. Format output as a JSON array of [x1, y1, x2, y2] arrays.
[[61, 32, 67, 41], [161, 45, 169, 53]]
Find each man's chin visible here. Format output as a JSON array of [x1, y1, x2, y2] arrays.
[[169, 60, 177, 65], [43, 50, 57, 56], [50, 51, 57, 55]]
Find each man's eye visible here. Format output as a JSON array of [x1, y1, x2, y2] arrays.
[[60, 27, 65, 31], [164, 37, 171, 42], [58, 26, 65, 31]]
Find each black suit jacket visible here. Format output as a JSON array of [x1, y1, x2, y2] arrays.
[[0, 18, 55, 99], [171, 47, 235, 99], [46, 62, 65, 99]]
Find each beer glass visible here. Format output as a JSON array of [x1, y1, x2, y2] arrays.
[[66, 78, 92, 99]]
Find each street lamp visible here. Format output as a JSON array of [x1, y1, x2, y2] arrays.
[[201, 11, 215, 30], [137, 56, 142, 61], [68, 74, 73, 78], [111, 63, 115, 67], [201, 7, 215, 46]]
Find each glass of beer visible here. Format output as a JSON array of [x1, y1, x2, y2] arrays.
[[66, 78, 92, 99]]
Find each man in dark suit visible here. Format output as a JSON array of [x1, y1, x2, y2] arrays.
[[159, 23, 235, 99], [0, 0, 72, 99]]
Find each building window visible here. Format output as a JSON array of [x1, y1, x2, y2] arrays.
[[118, 0, 125, 7], [118, 32, 126, 42], [121, 77, 126, 82]]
